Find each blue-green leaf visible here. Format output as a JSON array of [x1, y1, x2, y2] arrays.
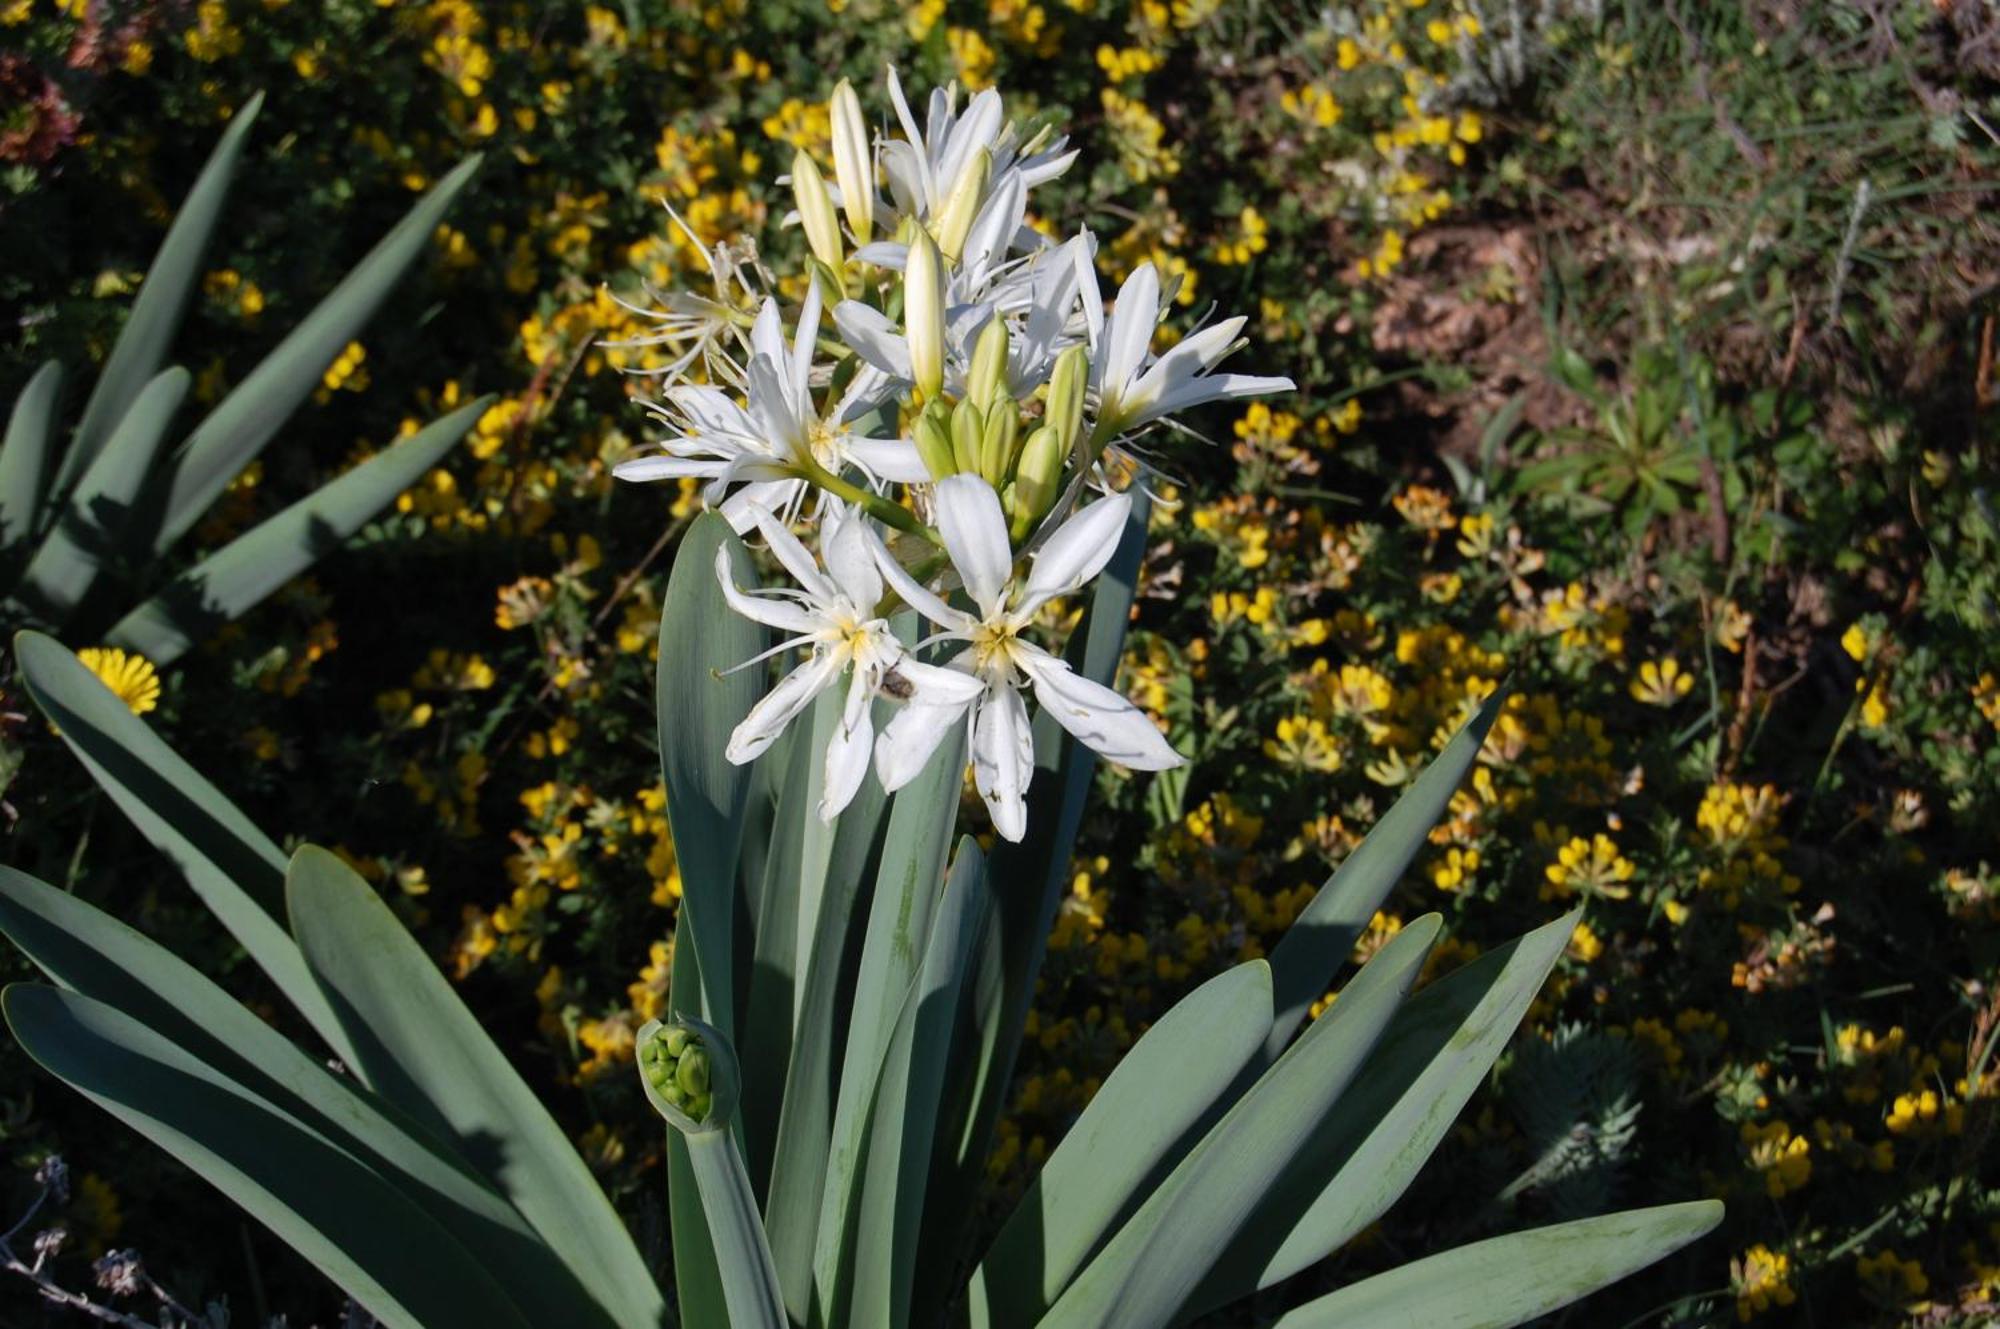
[[109, 397, 486, 665], [15, 368, 188, 622], [0, 361, 63, 549], [12, 630, 353, 1063], [1270, 1202, 1725, 1329], [286, 847, 666, 1329], [685, 1113, 789, 1329], [3, 983, 535, 1329], [57, 94, 261, 494], [154, 154, 480, 554]]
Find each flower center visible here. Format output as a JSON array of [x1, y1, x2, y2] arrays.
[[807, 419, 845, 469], [969, 618, 1023, 678]]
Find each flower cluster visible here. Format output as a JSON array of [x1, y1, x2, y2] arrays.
[[616, 73, 1288, 839]]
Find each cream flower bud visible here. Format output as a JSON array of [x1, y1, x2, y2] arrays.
[[792, 149, 844, 276], [949, 397, 986, 475], [905, 226, 946, 401], [1046, 343, 1089, 461], [966, 316, 1010, 409], [1008, 425, 1063, 539], [915, 400, 958, 480], [979, 405, 1019, 490], [932, 147, 991, 265], [830, 78, 874, 245]]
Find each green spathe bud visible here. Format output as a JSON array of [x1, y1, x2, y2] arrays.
[[915, 400, 957, 480], [1046, 344, 1089, 461], [1008, 424, 1064, 540], [933, 147, 991, 265], [980, 405, 1020, 490], [829, 79, 874, 245], [792, 150, 844, 278], [950, 398, 987, 476], [905, 227, 947, 402], [966, 316, 1011, 409], [636, 1016, 738, 1135]]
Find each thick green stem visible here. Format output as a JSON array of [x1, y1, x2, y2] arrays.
[[798, 458, 941, 546]]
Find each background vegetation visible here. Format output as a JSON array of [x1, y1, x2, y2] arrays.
[[3, 0, 1997, 1324]]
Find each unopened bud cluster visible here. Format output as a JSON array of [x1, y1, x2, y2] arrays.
[[641, 1024, 714, 1125]]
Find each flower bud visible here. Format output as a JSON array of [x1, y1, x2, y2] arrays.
[[792, 150, 845, 278], [1008, 425, 1064, 540], [1046, 344, 1089, 461], [980, 405, 1020, 490], [932, 147, 991, 266], [950, 397, 986, 476], [914, 400, 957, 480], [966, 316, 1010, 409], [905, 227, 946, 401], [830, 79, 874, 245], [636, 1017, 739, 1135]]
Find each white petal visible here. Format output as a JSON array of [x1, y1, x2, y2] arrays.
[[853, 241, 909, 270], [970, 682, 1034, 842], [746, 354, 803, 455], [845, 437, 932, 485], [1098, 262, 1160, 404], [893, 656, 987, 705], [744, 503, 837, 602], [791, 279, 823, 398], [715, 545, 821, 635], [932, 474, 1015, 617], [1016, 649, 1181, 771], [1020, 491, 1132, 613], [1140, 372, 1295, 424], [719, 478, 808, 532], [863, 521, 966, 630], [748, 295, 787, 368], [615, 455, 715, 482], [726, 652, 842, 764], [819, 668, 875, 821], [874, 689, 973, 792], [821, 503, 883, 609], [833, 301, 915, 381]]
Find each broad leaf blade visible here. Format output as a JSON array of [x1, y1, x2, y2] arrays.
[[847, 837, 990, 1329], [1263, 684, 1508, 1062], [1270, 1202, 1725, 1329], [12, 630, 353, 1062], [0, 360, 63, 549], [16, 368, 188, 622], [968, 960, 1275, 1329], [58, 93, 261, 493], [0, 865, 614, 1329], [109, 397, 487, 665], [685, 1116, 788, 1329], [1040, 916, 1441, 1329], [667, 917, 729, 1329], [3, 983, 536, 1329], [657, 513, 766, 1040], [154, 155, 481, 554], [1197, 910, 1583, 1310], [286, 846, 667, 1329]]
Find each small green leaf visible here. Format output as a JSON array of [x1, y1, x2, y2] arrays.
[[1042, 917, 1441, 1329], [969, 960, 1275, 1329], [57, 94, 261, 494], [657, 513, 766, 1039], [109, 397, 486, 665], [3, 983, 535, 1329], [1263, 684, 1507, 1061], [1270, 1201, 1725, 1329], [286, 847, 666, 1329], [13, 630, 354, 1063], [0, 360, 63, 550], [154, 155, 480, 555], [15, 368, 188, 622]]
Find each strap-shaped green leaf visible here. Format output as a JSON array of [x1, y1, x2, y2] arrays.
[[967, 960, 1275, 1329], [108, 396, 487, 665], [1039, 916, 1440, 1329], [685, 1105, 789, 1329], [1269, 1201, 1725, 1329], [286, 847, 667, 1329], [3, 983, 535, 1329], [57, 94, 261, 495], [847, 837, 990, 1329], [1192, 909, 1583, 1313], [811, 725, 965, 1324], [763, 701, 895, 1323], [657, 512, 766, 1040], [0, 865, 614, 1329], [0, 360, 63, 550], [667, 916, 730, 1329], [153, 154, 480, 555], [1263, 683, 1508, 1062], [15, 368, 188, 622], [12, 630, 354, 1062]]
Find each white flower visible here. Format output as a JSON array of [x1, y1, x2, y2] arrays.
[[1083, 260, 1294, 438], [616, 283, 926, 530], [877, 68, 1076, 236], [867, 474, 1181, 840], [716, 503, 980, 820]]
